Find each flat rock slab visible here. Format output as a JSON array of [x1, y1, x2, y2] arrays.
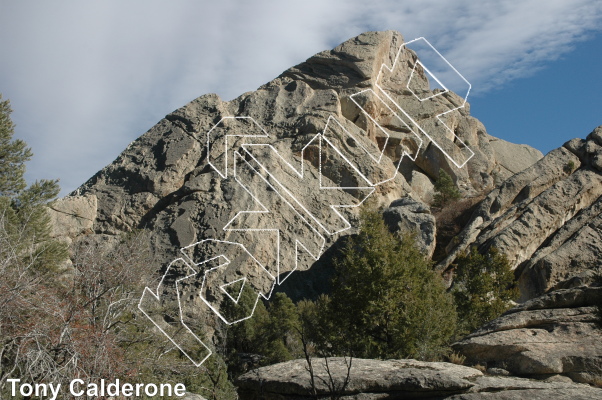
[[236, 358, 602, 399], [461, 375, 602, 398], [453, 287, 602, 386], [236, 358, 482, 399], [448, 388, 602, 400]]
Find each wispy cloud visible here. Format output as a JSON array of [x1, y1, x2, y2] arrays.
[[351, 0, 602, 92], [0, 0, 601, 195]]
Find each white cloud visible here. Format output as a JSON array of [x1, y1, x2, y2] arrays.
[[0, 0, 600, 195]]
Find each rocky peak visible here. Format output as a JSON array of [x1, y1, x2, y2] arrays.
[[63, 31, 541, 270], [45, 30, 602, 395]]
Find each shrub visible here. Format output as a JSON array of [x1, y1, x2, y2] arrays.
[[433, 169, 461, 208], [224, 208, 458, 366], [447, 351, 466, 365], [452, 247, 518, 334], [564, 160, 576, 174], [224, 291, 305, 377], [326, 208, 457, 360]]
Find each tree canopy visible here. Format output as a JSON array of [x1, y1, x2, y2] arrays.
[[326, 208, 457, 360], [452, 246, 518, 334], [433, 168, 461, 207]]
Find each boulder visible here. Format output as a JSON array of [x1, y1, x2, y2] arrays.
[[453, 286, 602, 386], [236, 358, 482, 399], [383, 196, 436, 257], [438, 127, 602, 300], [405, 169, 436, 203], [235, 357, 602, 399], [447, 375, 602, 399]]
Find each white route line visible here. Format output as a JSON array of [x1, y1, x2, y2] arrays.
[[220, 277, 246, 304], [224, 150, 326, 285], [240, 119, 375, 236], [181, 239, 275, 325], [139, 36, 474, 367], [206, 116, 269, 179], [138, 258, 213, 367], [375, 37, 474, 168]]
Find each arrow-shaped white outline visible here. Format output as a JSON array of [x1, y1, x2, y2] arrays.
[[375, 37, 474, 168], [138, 258, 213, 367], [139, 36, 475, 368], [180, 238, 276, 325]]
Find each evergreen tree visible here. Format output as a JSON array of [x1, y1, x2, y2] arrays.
[[452, 246, 518, 334], [225, 292, 303, 371], [222, 208, 461, 370], [0, 93, 68, 393], [433, 168, 461, 207], [0, 94, 32, 196], [0, 93, 65, 275], [260, 293, 303, 363], [327, 208, 457, 360]]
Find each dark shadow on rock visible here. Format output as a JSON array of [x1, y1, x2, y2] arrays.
[[273, 235, 351, 302]]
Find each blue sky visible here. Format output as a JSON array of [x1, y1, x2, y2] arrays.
[[0, 1, 601, 196], [469, 35, 602, 155]]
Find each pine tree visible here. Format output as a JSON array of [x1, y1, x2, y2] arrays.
[[452, 246, 518, 334], [0, 94, 65, 274], [225, 292, 303, 370], [433, 168, 461, 207], [0, 94, 32, 196], [0, 93, 68, 393], [327, 208, 457, 360]]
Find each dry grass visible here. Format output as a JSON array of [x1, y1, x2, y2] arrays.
[[432, 195, 485, 262], [447, 352, 467, 366]]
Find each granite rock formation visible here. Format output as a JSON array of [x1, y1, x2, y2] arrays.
[[438, 127, 602, 301], [453, 286, 602, 387], [44, 30, 602, 397], [235, 357, 602, 399], [53, 31, 542, 291]]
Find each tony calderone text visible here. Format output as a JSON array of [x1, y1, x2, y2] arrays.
[[6, 378, 187, 399]]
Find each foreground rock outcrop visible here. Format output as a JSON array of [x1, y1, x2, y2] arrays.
[[235, 358, 602, 399], [453, 285, 602, 387]]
